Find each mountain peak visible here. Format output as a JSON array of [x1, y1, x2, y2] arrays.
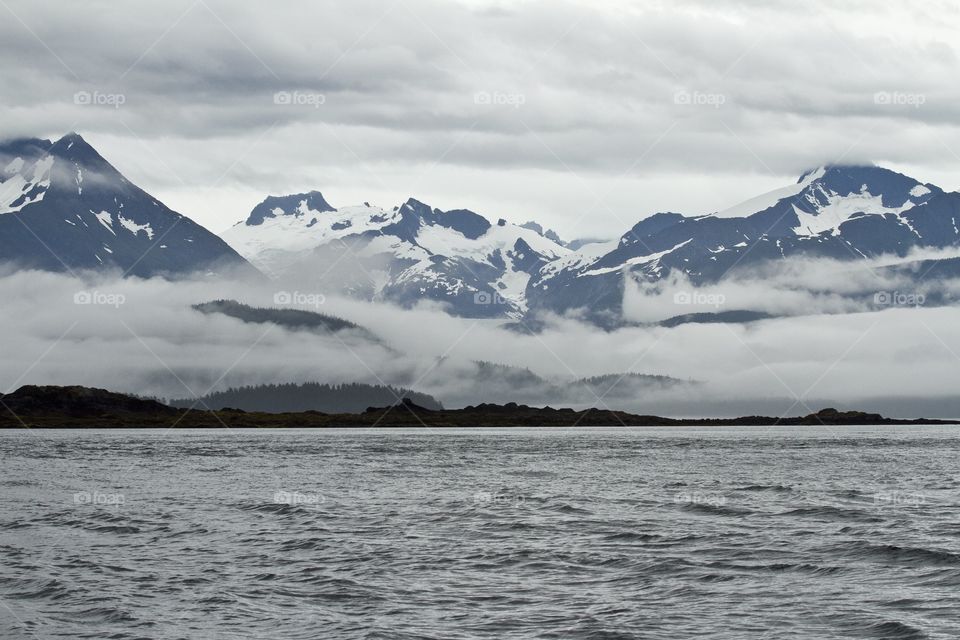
[[245, 191, 335, 226], [797, 166, 825, 183], [392, 198, 493, 240], [48, 132, 112, 169], [58, 131, 86, 144], [400, 197, 432, 214], [801, 164, 940, 206], [520, 221, 566, 245]]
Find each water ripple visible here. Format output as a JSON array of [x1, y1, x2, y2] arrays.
[[1, 425, 959, 639]]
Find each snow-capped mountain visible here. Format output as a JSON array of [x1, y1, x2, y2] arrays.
[[223, 165, 960, 322], [0, 133, 255, 277], [9, 134, 955, 324], [222, 193, 570, 317], [528, 165, 960, 320]]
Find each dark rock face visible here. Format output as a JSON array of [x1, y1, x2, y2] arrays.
[[379, 199, 492, 241], [0, 133, 257, 278], [245, 191, 335, 226]]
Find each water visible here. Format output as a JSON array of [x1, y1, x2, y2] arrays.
[[1, 426, 959, 639]]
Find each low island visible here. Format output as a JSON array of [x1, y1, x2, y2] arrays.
[[0, 385, 955, 428]]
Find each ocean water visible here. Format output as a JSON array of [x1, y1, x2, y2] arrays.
[[1, 426, 959, 639]]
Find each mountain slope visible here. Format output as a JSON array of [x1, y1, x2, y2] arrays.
[[0, 133, 257, 278]]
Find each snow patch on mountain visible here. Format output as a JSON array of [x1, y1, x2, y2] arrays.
[[537, 238, 619, 279], [415, 218, 566, 263], [0, 155, 54, 214], [580, 239, 693, 277], [118, 215, 154, 239], [714, 167, 826, 218], [792, 184, 925, 237], [93, 210, 115, 235]]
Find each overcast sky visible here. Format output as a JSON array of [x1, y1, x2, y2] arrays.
[[2, 0, 959, 239]]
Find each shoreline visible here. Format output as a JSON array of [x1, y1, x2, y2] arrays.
[[4, 422, 958, 429], [1, 387, 957, 429]]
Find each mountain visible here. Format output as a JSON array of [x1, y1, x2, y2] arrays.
[[216, 164, 960, 324], [0, 133, 256, 277], [528, 165, 960, 321], [221, 194, 570, 317], [224, 165, 960, 324], [6, 135, 955, 325]]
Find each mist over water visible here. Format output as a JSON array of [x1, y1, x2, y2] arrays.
[[3, 268, 960, 418], [2, 426, 959, 639]]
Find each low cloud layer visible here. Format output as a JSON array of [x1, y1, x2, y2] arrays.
[[2, 268, 960, 419], [623, 247, 960, 323]]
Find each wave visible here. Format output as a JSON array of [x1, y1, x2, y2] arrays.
[[67, 606, 139, 624], [778, 505, 881, 523], [678, 502, 752, 517], [838, 542, 960, 567], [861, 620, 929, 640], [733, 484, 793, 492], [601, 531, 662, 542], [1, 578, 71, 601]]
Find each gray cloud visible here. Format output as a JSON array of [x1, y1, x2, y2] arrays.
[[1, 0, 959, 238]]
